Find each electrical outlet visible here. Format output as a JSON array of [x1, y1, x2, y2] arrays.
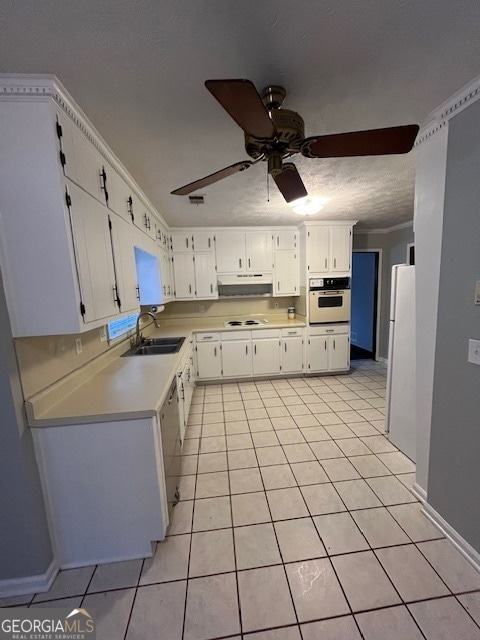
[[99, 326, 107, 342], [57, 338, 66, 355], [75, 337, 82, 355], [274, 302, 279, 309], [468, 339, 480, 365], [199, 305, 205, 313]]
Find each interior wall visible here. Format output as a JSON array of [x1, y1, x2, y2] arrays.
[[0, 268, 53, 581], [428, 99, 480, 551], [160, 296, 296, 319], [353, 225, 414, 359]]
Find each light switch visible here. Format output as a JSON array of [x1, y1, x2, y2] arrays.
[[468, 339, 480, 365], [75, 337, 83, 355], [475, 281, 480, 305]]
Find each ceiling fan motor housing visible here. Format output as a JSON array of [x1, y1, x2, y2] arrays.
[[245, 108, 305, 160]]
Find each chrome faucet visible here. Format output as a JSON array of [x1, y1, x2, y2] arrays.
[[135, 312, 160, 347]]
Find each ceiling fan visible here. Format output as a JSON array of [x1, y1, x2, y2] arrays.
[[171, 79, 419, 203]]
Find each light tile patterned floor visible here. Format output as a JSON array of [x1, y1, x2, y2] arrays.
[[3, 361, 480, 639]]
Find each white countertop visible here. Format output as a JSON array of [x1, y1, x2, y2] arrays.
[[26, 316, 306, 428]]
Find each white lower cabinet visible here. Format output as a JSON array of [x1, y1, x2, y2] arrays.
[[196, 334, 222, 379], [221, 333, 252, 378], [307, 325, 350, 373], [252, 331, 281, 376], [178, 340, 195, 442], [32, 416, 169, 567], [282, 328, 304, 373]]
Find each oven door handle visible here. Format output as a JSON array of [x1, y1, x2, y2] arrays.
[[317, 290, 343, 295]]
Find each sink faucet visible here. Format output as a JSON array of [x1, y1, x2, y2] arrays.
[[135, 312, 160, 347]]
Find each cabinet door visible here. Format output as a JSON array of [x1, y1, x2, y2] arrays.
[[159, 247, 173, 302], [274, 230, 297, 251], [67, 182, 118, 323], [329, 334, 350, 371], [307, 335, 329, 373], [252, 339, 281, 376], [55, 112, 78, 183], [330, 227, 352, 273], [105, 169, 131, 222], [221, 340, 252, 377], [196, 342, 222, 379], [172, 253, 195, 298], [193, 232, 215, 252], [216, 232, 246, 273], [307, 227, 330, 273], [171, 231, 194, 253], [246, 232, 273, 271], [194, 253, 218, 299], [70, 128, 105, 203], [274, 249, 299, 296], [282, 337, 304, 373], [110, 214, 140, 313]]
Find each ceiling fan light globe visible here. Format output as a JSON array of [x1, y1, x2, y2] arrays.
[[291, 196, 325, 215]]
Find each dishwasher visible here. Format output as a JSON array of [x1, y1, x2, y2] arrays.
[[159, 377, 182, 521]]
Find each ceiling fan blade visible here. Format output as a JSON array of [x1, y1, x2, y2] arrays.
[[301, 124, 419, 158], [205, 79, 277, 139], [273, 163, 308, 203], [171, 161, 252, 196]]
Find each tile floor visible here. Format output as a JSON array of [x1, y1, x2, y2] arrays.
[[3, 361, 480, 639]]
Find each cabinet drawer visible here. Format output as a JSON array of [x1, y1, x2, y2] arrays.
[[221, 330, 251, 341], [196, 332, 220, 342], [252, 329, 281, 340], [308, 324, 349, 337], [281, 327, 304, 337]]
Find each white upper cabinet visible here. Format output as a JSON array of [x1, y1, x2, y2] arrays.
[[171, 231, 194, 253], [245, 232, 273, 271], [274, 249, 299, 296], [172, 253, 195, 299], [193, 232, 215, 253], [306, 224, 353, 275], [69, 127, 106, 204], [330, 226, 352, 273], [215, 231, 246, 273], [159, 247, 173, 302], [275, 230, 297, 251], [110, 214, 140, 313], [307, 226, 330, 273], [194, 253, 217, 299]]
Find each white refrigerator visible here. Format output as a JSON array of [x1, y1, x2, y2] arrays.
[[385, 264, 416, 461]]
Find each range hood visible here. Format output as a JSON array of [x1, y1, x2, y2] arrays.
[[217, 273, 273, 298], [217, 274, 273, 285]]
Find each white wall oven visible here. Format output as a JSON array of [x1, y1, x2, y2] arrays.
[[309, 277, 351, 324]]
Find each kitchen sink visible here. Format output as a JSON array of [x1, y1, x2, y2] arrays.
[[122, 337, 185, 356]]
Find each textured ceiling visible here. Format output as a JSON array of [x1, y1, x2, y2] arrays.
[[1, 1, 480, 229]]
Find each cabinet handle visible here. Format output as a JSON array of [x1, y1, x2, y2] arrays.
[[254, 344, 257, 355], [325, 340, 327, 350], [214, 347, 217, 357], [326, 329, 334, 333], [248, 258, 251, 268], [239, 258, 242, 268], [333, 339, 336, 349], [325, 258, 327, 268], [112, 285, 121, 308], [189, 284, 192, 294], [127, 196, 134, 221], [202, 336, 213, 340], [208, 237, 211, 248], [277, 236, 279, 247], [163, 285, 166, 295], [135, 285, 140, 300], [210, 284, 213, 293], [278, 281, 280, 291], [186, 237, 189, 249], [246, 345, 248, 355], [147, 216, 151, 230], [334, 258, 337, 268], [284, 342, 287, 352], [288, 331, 296, 335]]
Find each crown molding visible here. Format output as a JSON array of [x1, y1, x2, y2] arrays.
[[355, 220, 413, 235], [415, 73, 480, 147], [0, 74, 169, 229]]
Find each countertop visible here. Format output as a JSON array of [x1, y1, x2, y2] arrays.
[[26, 315, 306, 428]]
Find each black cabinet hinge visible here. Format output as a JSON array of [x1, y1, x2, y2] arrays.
[[56, 121, 63, 139], [65, 190, 72, 207], [80, 302, 86, 316], [108, 216, 112, 230], [127, 196, 134, 222], [59, 151, 66, 167]]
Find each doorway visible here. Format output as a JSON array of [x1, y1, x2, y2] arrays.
[[350, 251, 380, 360]]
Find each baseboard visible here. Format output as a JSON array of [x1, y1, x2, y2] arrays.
[[422, 502, 480, 573], [0, 559, 58, 598], [378, 356, 388, 364], [411, 482, 427, 503]]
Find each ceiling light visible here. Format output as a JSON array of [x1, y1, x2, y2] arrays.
[[291, 196, 329, 215]]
